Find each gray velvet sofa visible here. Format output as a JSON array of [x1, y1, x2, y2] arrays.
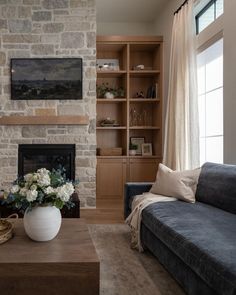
[[124, 162, 236, 295]]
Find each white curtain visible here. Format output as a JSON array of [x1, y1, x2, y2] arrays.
[[163, 0, 199, 171]]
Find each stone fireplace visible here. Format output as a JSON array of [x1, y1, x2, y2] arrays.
[[18, 144, 76, 180], [0, 0, 97, 207]]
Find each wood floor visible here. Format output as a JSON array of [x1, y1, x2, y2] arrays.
[[80, 208, 124, 224]]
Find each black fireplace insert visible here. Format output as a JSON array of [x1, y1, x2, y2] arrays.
[[18, 144, 75, 180]]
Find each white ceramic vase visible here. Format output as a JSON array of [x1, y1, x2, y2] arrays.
[[104, 92, 114, 99], [23, 206, 62, 242], [129, 149, 136, 156]]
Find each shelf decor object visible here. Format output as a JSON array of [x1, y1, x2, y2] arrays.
[[96, 58, 120, 71], [141, 143, 153, 156], [97, 147, 122, 156], [130, 137, 145, 155]]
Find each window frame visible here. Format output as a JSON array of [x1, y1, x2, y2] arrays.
[[196, 0, 221, 34]]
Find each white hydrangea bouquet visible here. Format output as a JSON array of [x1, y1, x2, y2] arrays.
[[5, 168, 76, 212]]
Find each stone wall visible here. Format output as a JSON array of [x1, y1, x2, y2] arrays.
[[0, 0, 97, 207]]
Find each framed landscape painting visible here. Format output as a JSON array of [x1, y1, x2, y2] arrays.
[[11, 58, 83, 100]]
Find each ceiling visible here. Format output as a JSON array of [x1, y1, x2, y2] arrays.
[[96, 0, 168, 23]]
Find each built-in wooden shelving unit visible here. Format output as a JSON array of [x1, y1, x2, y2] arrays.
[[96, 36, 163, 158], [96, 35, 163, 211]]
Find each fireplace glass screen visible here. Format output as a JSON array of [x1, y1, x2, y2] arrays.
[[18, 144, 75, 180]]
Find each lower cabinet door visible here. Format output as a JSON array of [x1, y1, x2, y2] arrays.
[[128, 158, 160, 182], [96, 158, 127, 209]]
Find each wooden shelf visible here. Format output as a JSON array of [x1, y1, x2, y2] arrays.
[[97, 155, 127, 159], [129, 126, 160, 130], [129, 98, 160, 103], [97, 43, 127, 51], [96, 126, 127, 130], [97, 36, 163, 42], [130, 70, 160, 77], [0, 115, 89, 125], [97, 155, 162, 159], [97, 71, 126, 78], [97, 98, 127, 103], [128, 156, 162, 159]]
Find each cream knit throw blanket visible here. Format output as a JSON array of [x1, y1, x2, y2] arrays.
[[126, 192, 177, 252]]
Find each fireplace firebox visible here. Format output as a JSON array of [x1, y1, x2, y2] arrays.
[[18, 144, 75, 180]]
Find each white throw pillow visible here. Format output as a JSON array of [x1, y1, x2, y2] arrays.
[[150, 164, 201, 203]]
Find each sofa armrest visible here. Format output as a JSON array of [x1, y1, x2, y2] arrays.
[[124, 182, 153, 219]]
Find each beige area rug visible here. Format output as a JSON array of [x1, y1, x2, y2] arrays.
[[89, 224, 185, 295]]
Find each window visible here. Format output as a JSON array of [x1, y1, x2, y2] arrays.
[[197, 38, 223, 165], [196, 0, 224, 34]]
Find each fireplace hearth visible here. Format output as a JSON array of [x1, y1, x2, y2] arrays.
[[18, 144, 75, 180]]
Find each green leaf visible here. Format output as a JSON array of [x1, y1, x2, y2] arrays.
[[54, 198, 64, 209]]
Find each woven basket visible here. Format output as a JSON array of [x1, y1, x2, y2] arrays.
[[0, 214, 18, 245]]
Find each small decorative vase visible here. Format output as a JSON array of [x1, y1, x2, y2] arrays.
[[23, 206, 62, 242], [129, 149, 136, 156], [104, 92, 114, 99]]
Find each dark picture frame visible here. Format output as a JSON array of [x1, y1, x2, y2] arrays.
[[11, 58, 83, 100], [130, 137, 145, 155]]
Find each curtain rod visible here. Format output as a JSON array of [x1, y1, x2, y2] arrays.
[[174, 0, 189, 15]]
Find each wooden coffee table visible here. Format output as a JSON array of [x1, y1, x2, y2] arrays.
[[0, 219, 99, 295]]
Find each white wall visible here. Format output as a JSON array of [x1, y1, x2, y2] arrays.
[[223, 0, 236, 164], [97, 22, 155, 35], [154, 0, 183, 113]]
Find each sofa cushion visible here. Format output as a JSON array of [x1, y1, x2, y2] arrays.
[[196, 162, 236, 214], [142, 200, 236, 295], [150, 163, 200, 203]]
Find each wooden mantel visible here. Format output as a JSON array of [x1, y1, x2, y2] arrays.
[[0, 115, 90, 125]]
